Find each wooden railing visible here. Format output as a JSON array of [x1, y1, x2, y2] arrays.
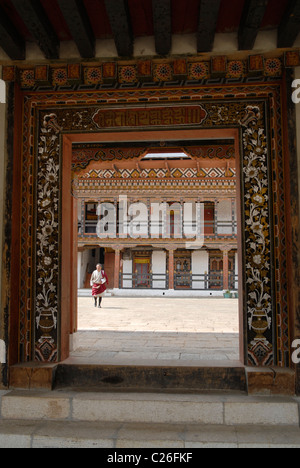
[[118, 272, 239, 291]]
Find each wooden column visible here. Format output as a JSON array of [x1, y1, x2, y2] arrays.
[[214, 199, 218, 236], [114, 248, 121, 289], [220, 245, 231, 291], [71, 197, 78, 334], [167, 247, 176, 290], [231, 197, 236, 236]]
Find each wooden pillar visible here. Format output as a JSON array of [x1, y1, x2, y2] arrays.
[[214, 199, 218, 236], [221, 245, 230, 290], [71, 197, 78, 334], [114, 248, 121, 289], [167, 247, 176, 290], [231, 197, 236, 236]]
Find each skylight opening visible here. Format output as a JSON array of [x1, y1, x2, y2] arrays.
[[142, 151, 191, 160]]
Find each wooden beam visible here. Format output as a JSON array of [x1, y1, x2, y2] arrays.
[[57, 0, 95, 58], [238, 0, 269, 50], [278, 0, 300, 48], [11, 0, 59, 59], [152, 0, 172, 56], [197, 0, 221, 53], [0, 6, 25, 60], [104, 0, 133, 57]]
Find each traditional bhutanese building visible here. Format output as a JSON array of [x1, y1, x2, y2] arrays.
[[0, 0, 299, 398], [75, 142, 238, 295]]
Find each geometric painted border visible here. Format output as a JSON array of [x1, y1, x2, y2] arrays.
[[2, 54, 296, 89]]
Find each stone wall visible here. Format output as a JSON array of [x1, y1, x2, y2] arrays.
[[0, 77, 6, 386]]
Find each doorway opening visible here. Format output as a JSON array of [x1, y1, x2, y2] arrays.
[[65, 131, 243, 368]]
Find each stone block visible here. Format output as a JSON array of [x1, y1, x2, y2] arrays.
[[224, 399, 299, 426], [72, 393, 224, 425], [246, 367, 295, 396], [9, 364, 57, 390], [1, 391, 70, 420]]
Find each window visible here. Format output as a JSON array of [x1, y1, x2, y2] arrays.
[[141, 149, 191, 160], [85, 202, 97, 234]]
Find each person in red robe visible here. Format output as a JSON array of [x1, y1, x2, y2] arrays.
[[90, 264, 109, 308]]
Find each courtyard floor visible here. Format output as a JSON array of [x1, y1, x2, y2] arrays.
[[66, 297, 241, 366]]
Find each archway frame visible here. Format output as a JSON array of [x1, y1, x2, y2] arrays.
[[7, 79, 293, 374], [66, 127, 242, 360]]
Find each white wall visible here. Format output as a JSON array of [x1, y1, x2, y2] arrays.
[[1, 29, 292, 62], [123, 259, 133, 288], [217, 199, 233, 235], [0, 79, 5, 103], [235, 252, 239, 291], [192, 250, 209, 290], [77, 249, 97, 288], [152, 250, 167, 289], [77, 251, 87, 288]]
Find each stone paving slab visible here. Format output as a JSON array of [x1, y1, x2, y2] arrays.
[[1, 420, 300, 448], [1, 390, 299, 448], [70, 297, 240, 365], [1, 390, 299, 426]]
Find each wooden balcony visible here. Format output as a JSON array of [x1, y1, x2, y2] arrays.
[[78, 220, 238, 245]]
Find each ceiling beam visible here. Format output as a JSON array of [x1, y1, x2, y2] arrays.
[[152, 0, 172, 56], [57, 0, 95, 58], [197, 0, 221, 53], [238, 0, 269, 50], [0, 6, 25, 60], [278, 0, 300, 48], [104, 0, 133, 57], [11, 0, 59, 59]]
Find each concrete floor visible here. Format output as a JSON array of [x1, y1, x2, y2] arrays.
[[67, 297, 241, 366]]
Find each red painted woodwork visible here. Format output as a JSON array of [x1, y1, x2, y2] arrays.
[[104, 252, 115, 288], [204, 203, 215, 235], [59, 128, 242, 361]]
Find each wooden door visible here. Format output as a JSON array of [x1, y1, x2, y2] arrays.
[[134, 259, 150, 288], [204, 203, 215, 235]]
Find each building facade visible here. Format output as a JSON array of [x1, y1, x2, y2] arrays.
[[75, 143, 238, 294], [0, 0, 299, 395]]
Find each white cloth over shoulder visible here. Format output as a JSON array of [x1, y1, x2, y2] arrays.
[[90, 270, 106, 286]]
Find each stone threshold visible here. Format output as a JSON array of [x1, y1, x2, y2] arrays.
[[8, 362, 296, 396]]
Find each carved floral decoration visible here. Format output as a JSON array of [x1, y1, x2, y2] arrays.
[[35, 102, 274, 365]]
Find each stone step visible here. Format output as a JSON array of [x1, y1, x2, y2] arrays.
[[53, 364, 247, 393], [1, 420, 300, 448], [0, 390, 299, 427]]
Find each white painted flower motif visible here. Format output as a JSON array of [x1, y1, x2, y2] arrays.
[[40, 198, 51, 208], [42, 225, 53, 237], [244, 166, 258, 179], [252, 194, 264, 205], [251, 221, 263, 235], [253, 254, 262, 265]]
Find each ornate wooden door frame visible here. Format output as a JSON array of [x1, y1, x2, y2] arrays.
[[7, 80, 295, 372]]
